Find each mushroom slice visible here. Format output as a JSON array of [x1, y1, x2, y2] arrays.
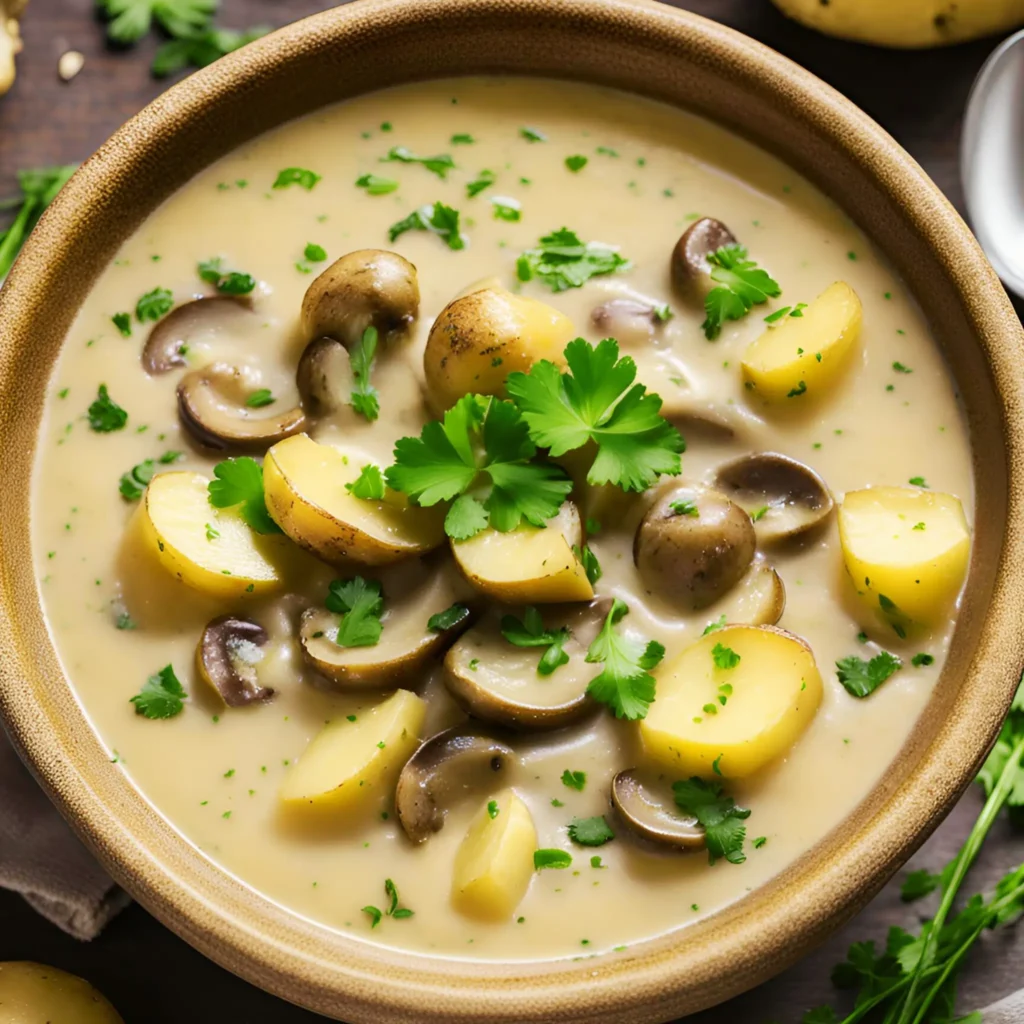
[[610, 770, 705, 851], [196, 615, 274, 707], [396, 726, 514, 844], [670, 217, 737, 294], [300, 566, 473, 690], [444, 620, 597, 732], [142, 295, 254, 375], [590, 298, 667, 348], [702, 559, 786, 628], [301, 249, 419, 349], [714, 452, 834, 544], [177, 363, 306, 451], [296, 336, 348, 417]]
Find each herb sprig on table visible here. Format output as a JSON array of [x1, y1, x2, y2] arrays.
[[0, 165, 77, 279]]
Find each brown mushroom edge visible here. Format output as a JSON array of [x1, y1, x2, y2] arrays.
[[610, 770, 705, 851], [142, 295, 255, 375], [195, 615, 274, 707], [670, 217, 737, 295]]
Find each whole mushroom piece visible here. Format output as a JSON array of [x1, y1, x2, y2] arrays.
[[670, 217, 737, 295], [295, 335, 349, 417], [611, 770, 705, 851], [633, 487, 756, 609], [195, 615, 274, 707], [301, 249, 419, 349]]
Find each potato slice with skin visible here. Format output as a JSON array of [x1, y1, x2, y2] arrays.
[[138, 470, 284, 598], [742, 282, 862, 403], [641, 625, 822, 779], [838, 486, 970, 628], [424, 287, 575, 413], [452, 501, 593, 604], [279, 689, 425, 812], [264, 433, 445, 566], [0, 962, 124, 1024], [452, 789, 537, 921]]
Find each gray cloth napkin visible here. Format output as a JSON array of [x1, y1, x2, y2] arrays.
[[0, 725, 127, 940]]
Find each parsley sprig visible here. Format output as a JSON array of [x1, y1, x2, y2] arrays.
[[325, 577, 384, 648], [130, 664, 187, 719], [0, 165, 76, 279], [836, 649, 902, 698], [516, 227, 629, 292], [500, 607, 571, 676], [584, 599, 665, 720], [349, 326, 380, 421], [672, 778, 750, 865], [385, 395, 573, 541], [701, 244, 781, 340], [207, 457, 281, 534], [388, 201, 464, 250], [507, 337, 684, 492], [382, 146, 455, 179]]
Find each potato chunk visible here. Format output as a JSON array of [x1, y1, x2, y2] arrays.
[[451, 789, 537, 921], [138, 471, 284, 598], [423, 287, 574, 412], [451, 501, 593, 604], [279, 689, 425, 813], [0, 962, 124, 1023], [741, 282, 862, 403], [640, 625, 822, 778], [838, 486, 970, 628], [264, 433, 444, 566]]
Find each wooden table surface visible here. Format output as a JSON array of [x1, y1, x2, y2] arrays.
[[2, 2, 1023, 1022]]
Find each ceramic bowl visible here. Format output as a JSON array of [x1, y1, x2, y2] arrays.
[[1, 1, 1022, 1021]]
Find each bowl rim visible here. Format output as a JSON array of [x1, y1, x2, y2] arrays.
[[1, 0, 1023, 1021]]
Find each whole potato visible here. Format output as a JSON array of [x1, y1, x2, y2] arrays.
[[634, 488, 756, 609], [423, 287, 574, 412], [0, 962, 124, 1024]]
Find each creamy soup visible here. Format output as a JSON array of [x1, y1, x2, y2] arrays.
[[31, 78, 973, 961]]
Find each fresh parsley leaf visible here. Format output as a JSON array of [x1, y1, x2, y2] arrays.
[[135, 287, 173, 322], [207, 457, 281, 534], [349, 326, 380, 421], [584, 598, 664, 720], [564, 155, 588, 173], [701, 244, 781, 340], [355, 173, 399, 195], [273, 167, 321, 190], [0, 165, 77, 279], [568, 815, 614, 846], [670, 499, 699, 517], [506, 337, 684, 492], [427, 603, 471, 633], [836, 650, 901, 698], [501, 607, 571, 676], [382, 146, 455, 179], [893, 361, 913, 374], [151, 25, 268, 78], [466, 169, 496, 197], [245, 388, 274, 408], [111, 312, 132, 337], [362, 905, 382, 928], [561, 769, 586, 791], [345, 463, 386, 500], [711, 643, 740, 670], [534, 849, 572, 870], [197, 257, 256, 295], [702, 615, 727, 636], [491, 196, 521, 221], [130, 664, 186, 719], [119, 458, 157, 500], [325, 577, 384, 648], [515, 227, 629, 292], [88, 385, 128, 432], [97, 0, 215, 45], [909, 476, 928, 488], [451, 133, 475, 145], [385, 395, 573, 540], [487, 799, 499, 818], [573, 543, 602, 586], [520, 126, 547, 142], [900, 868, 943, 902], [672, 777, 750, 865], [304, 242, 327, 262], [387, 201, 465, 250]]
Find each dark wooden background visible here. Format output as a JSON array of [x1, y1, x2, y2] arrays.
[[2, 2, 1023, 1022]]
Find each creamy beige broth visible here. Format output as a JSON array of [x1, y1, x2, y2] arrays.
[[32, 78, 973, 961]]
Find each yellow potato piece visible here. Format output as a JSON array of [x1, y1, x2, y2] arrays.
[[838, 486, 970, 629], [423, 287, 575, 412], [0, 962, 124, 1024], [264, 434, 445, 566], [742, 282, 862, 403], [451, 789, 537, 921], [641, 625, 822, 779], [279, 689, 425, 813], [138, 471, 284, 598], [451, 501, 593, 604]]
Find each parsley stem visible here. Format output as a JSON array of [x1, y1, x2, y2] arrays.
[[0, 195, 35, 278], [893, 731, 1024, 1024]]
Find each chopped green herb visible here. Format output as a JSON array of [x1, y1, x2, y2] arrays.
[[702, 615, 727, 636], [573, 543, 602, 586], [909, 476, 928, 488], [561, 769, 586, 791], [451, 133, 475, 144], [750, 505, 769, 522], [670, 499, 699, 517], [787, 381, 808, 398], [111, 312, 132, 337], [345, 463, 386, 500], [382, 146, 455, 179], [487, 799, 500, 819], [534, 848, 572, 870], [565, 155, 588, 173], [712, 643, 740, 670], [912, 653, 935, 667], [491, 196, 522, 221], [701, 245, 781, 340], [362, 905, 382, 928], [568, 815, 615, 846], [835, 650, 902, 698], [466, 169, 496, 197], [130, 664, 186, 719], [427, 603, 471, 633], [355, 173, 399, 196], [304, 242, 327, 262], [245, 388, 274, 408], [515, 227, 629, 292], [520, 126, 547, 142], [135, 286, 173, 322], [273, 167, 321, 190], [501, 607, 572, 676], [672, 777, 750, 865], [207, 457, 281, 534], [349, 326, 380, 421], [326, 577, 384, 648], [387, 201, 465, 250], [150, 25, 268, 78], [88, 385, 128, 432], [893, 361, 913, 374]]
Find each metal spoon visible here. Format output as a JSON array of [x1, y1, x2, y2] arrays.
[[961, 28, 1024, 299]]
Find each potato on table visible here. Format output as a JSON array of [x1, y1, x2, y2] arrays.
[[0, 962, 123, 1024], [838, 486, 970, 629], [451, 789, 537, 921], [279, 689, 425, 814], [640, 624, 822, 778], [742, 281, 862, 403]]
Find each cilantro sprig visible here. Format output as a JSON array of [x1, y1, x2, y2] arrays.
[[701, 244, 781, 340], [507, 337, 684, 492], [516, 227, 629, 292], [207, 457, 281, 534], [130, 664, 187, 719], [568, 815, 615, 847], [672, 777, 750, 865], [385, 395, 573, 541], [325, 577, 384, 648], [584, 599, 665, 720], [382, 146, 455, 179], [836, 650, 902, 699], [388, 201, 464, 250], [500, 607, 571, 676]]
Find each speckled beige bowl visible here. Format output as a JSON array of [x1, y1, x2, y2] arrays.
[[0, 1, 1022, 1021]]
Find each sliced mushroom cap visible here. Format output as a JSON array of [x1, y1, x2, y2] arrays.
[[590, 298, 666, 348], [443, 617, 598, 732], [396, 726, 514, 843], [177, 363, 306, 451], [660, 393, 752, 444], [611, 770, 705, 851], [195, 615, 274, 707], [296, 336, 348, 417], [670, 217, 738, 294], [702, 559, 786, 628], [714, 452, 834, 544], [300, 248, 419, 349], [634, 487, 757, 610], [142, 295, 254, 375]]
